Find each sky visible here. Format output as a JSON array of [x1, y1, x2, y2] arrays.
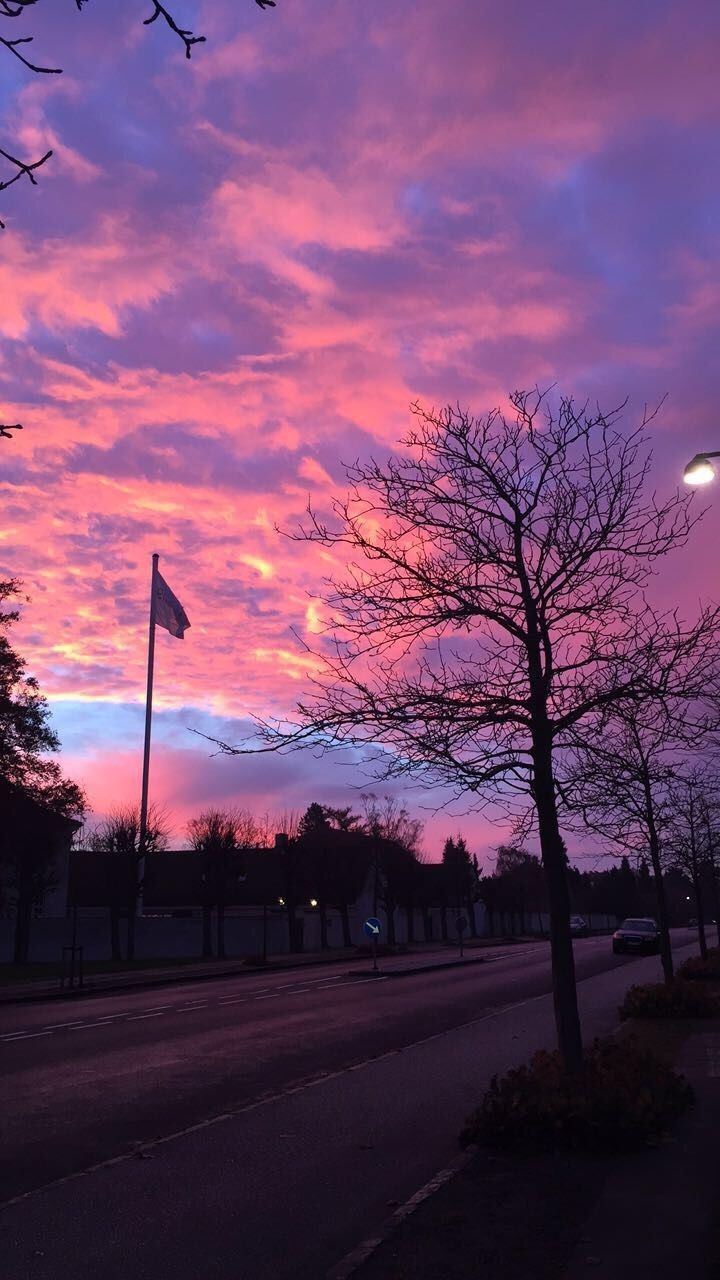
[[1, 0, 719, 864]]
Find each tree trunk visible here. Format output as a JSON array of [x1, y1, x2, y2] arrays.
[[286, 904, 301, 952], [710, 866, 720, 952], [13, 896, 31, 964], [533, 738, 584, 1075], [694, 874, 708, 961], [216, 902, 226, 959], [126, 904, 136, 961], [440, 904, 448, 941], [386, 904, 396, 945], [110, 907, 122, 961], [689, 790, 707, 960], [646, 814, 674, 982], [339, 903, 352, 948], [202, 905, 213, 958], [405, 904, 415, 943], [466, 897, 477, 937], [319, 902, 328, 949]]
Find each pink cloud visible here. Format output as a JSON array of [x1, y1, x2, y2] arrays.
[[1, 0, 719, 862]]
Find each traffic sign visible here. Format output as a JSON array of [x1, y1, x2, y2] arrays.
[[363, 917, 381, 938]]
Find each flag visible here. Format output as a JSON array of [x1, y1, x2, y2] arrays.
[[154, 571, 191, 639]]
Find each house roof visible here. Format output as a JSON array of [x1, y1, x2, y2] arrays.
[[0, 776, 81, 847]]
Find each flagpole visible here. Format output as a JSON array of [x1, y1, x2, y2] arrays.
[[137, 552, 159, 916]]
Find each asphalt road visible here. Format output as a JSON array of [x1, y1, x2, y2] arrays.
[[0, 931, 698, 1280]]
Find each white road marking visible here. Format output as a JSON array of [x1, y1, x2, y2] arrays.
[[255, 994, 282, 1001], [42, 1021, 87, 1030], [177, 1002, 208, 1010], [126, 1012, 165, 1021], [1, 1031, 52, 1041], [217, 998, 248, 1006]]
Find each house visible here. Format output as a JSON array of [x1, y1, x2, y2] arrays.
[[0, 777, 82, 963]]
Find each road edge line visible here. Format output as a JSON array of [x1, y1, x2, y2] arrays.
[[325, 1146, 478, 1280]]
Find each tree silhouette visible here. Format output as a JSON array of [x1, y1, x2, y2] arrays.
[[87, 804, 169, 961], [186, 808, 255, 958], [201, 389, 709, 1073], [0, 578, 86, 961], [562, 611, 720, 983]]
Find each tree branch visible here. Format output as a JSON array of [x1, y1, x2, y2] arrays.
[[142, 1, 206, 60]]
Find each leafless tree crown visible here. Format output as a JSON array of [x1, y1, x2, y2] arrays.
[[200, 390, 710, 807]]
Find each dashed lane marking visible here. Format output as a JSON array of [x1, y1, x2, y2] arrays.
[[126, 1012, 166, 1021], [1, 1031, 52, 1041], [0, 991, 551, 1212]]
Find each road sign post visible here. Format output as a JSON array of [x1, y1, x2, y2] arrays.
[[363, 917, 382, 972]]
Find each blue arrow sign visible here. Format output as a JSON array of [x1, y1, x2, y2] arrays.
[[363, 917, 381, 938]]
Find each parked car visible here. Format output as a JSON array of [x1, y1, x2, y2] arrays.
[[569, 915, 589, 937], [612, 917, 661, 955]]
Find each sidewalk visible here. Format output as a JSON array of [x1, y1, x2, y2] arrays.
[[562, 1028, 720, 1280], [345, 1021, 720, 1280], [0, 936, 534, 1005]]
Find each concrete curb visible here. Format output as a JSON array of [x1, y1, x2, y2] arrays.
[[346, 954, 487, 980], [0, 953, 366, 1006], [0, 947, 495, 1006], [325, 1146, 478, 1279]]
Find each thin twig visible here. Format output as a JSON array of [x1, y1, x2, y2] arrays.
[[0, 145, 52, 225], [143, 1, 206, 59], [0, 423, 23, 438]]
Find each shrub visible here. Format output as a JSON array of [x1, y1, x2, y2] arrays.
[[459, 1036, 693, 1154], [677, 950, 720, 982], [619, 980, 718, 1019]]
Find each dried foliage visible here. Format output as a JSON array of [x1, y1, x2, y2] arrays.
[[619, 980, 718, 1020], [460, 1036, 694, 1153]]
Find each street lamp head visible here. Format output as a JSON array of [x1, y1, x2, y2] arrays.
[[309, 898, 318, 908], [683, 453, 717, 486]]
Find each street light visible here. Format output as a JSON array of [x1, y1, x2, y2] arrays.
[[683, 452, 720, 486], [309, 898, 318, 908]]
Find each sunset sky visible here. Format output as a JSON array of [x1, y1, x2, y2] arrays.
[[1, 0, 719, 864]]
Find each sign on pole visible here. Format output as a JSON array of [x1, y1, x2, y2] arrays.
[[363, 917, 382, 972]]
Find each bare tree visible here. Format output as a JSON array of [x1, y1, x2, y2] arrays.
[[561, 610, 720, 982], [186, 807, 256, 959], [198, 390, 711, 1073], [88, 803, 168, 961], [666, 770, 720, 962]]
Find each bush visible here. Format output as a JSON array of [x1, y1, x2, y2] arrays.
[[677, 950, 720, 982], [619, 980, 718, 1019], [459, 1036, 693, 1154]]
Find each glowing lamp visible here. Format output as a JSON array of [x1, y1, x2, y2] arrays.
[[683, 452, 720, 486]]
